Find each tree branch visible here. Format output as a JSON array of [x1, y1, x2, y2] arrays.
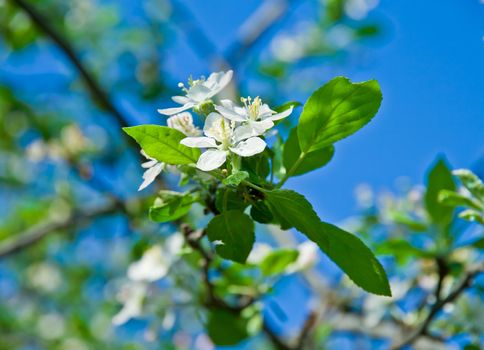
[[180, 224, 293, 350], [391, 265, 484, 350], [226, 0, 292, 66], [0, 202, 121, 259], [9, 0, 131, 129]]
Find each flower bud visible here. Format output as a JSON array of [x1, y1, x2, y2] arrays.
[[194, 99, 215, 116]]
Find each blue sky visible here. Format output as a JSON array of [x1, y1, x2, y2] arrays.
[[165, 0, 484, 221], [0, 1, 482, 348], [2, 0, 482, 222], [0, 0, 484, 221]]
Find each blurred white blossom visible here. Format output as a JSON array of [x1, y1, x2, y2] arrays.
[[286, 241, 319, 273], [363, 279, 411, 327], [112, 282, 147, 326], [127, 233, 184, 282]]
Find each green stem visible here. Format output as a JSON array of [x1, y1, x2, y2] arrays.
[[242, 180, 267, 193], [276, 151, 307, 188], [231, 154, 241, 172], [222, 187, 229, 212]]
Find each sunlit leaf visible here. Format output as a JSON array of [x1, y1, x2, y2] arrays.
[[298, 77, 382, 153], [123, 125, 200, 164]]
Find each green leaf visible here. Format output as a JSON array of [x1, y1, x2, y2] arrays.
[[223, 171, 249, 186], [459, 209, 484, 224], [355, 24, 380, 38], [271, 134, 286, 180], [265, 189, 324, 235], [425, 158, 456, 226], [389, 212, 428, 232], [260, 249, 299, 276], [265, 190, 390, 296], [206, 210, 255, 263], [376, 239, 434, 264], [298, 77, 382, 153], [326, 0, 345, 22], [319, 222, 391, 296], [207, 307, 261, 346], [250, 201, 274, 224], [242, 153, 270, 182], [149, 191, 194, 223], [472, 237, 484, 250], [452, 169, 484, 202], [438, 190, 482, 211], [215, 187, 249, 212], [283, 127, 334, 177], [123, 125, 200, 164]]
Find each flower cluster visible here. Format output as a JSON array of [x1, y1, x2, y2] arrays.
[[137, 70, 293, 189]]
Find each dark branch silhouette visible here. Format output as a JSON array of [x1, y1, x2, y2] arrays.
[[0, 203, 120, 259], [9, 0, 131, 129], [391, 264, 484, 349]]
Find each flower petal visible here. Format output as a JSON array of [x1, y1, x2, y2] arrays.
[[127, 245, 168, 282], [232, 124, 254, 142], [258, 104, 275, 119], [215, 105, 247, 122], [138, 162, 164, 191], [232, 120, 273, 142], [196, 149, 227, 171], [112, 283, 147, 326], [180, 137, 217, 148], [206, 70, 233, 98], [220, 99, 236, 109], [230, 137, 266, 157], [267, 106, 293, 121], [171, 95, 190, 104], [186, 84, 212, 103], [140, 149, 155, 161], [158, 103, 194, 116], [141, 159, 158, 168], [203, 113, 232, 142]]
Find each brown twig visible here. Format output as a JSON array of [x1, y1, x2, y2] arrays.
[[181, 223, 294, 349], [391, 265, 483, 349], [0, 203, 121, 259], [226, 0, 293, 65], [263, 322, 294, 350], [295, 311, 318, 349]]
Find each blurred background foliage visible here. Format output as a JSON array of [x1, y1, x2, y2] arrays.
[[0, 0, 482, 349]]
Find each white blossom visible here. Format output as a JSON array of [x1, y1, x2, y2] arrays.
[[158, 70, 233, 115], [138, 150, 165, 191], [180, 112, 266, 171], [247, 241, 319, 274], [167, 112, 201, 137], [285, 241, 319, 273], [246, 243, 273, 264], [363, 279, 411, 327], [127, 233, 184, 282], [113, 234, 185, 326], [112, 282, 147, 326], [215, 96, 293, 139]]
